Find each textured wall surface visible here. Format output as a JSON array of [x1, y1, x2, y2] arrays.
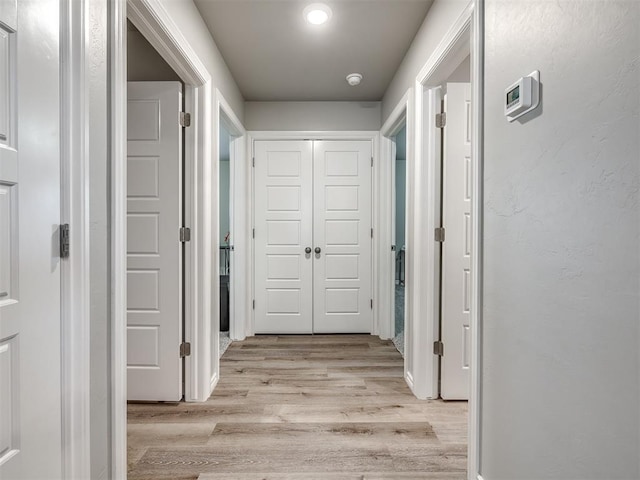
[[482, 1, 640, 478], [245, 101, 381, 131]]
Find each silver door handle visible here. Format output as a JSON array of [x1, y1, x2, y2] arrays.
[[314, 247, 321, 254], [305, 247, 312, 254]]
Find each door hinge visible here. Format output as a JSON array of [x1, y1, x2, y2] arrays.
[[180, 227, 191, 242], [180, 342, 191, 358], [434, 227, 445, 242], [370, 299, 373, 309], [252, 299, 255, 310], [252, 157, 255, 167], [60, 224, 70, 259], [252, 228, 255, 239], [436, 112, 446, 128], [433, 340, 444, 356], [371, 228, 373, 238], [179, 112, 191, 127], [371, 156, 373, 167]]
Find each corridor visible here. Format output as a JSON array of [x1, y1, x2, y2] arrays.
[[127, 335, 468, 479]]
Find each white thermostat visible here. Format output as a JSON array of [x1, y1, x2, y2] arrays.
[[505, 71, 540, 122]]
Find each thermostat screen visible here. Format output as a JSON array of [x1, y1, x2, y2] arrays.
[[507, 86, 520, 106]]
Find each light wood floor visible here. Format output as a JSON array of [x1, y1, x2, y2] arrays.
[[128, 335, 468, 480]]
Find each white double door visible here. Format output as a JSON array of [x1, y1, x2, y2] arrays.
[[254, 140, 373, 334]]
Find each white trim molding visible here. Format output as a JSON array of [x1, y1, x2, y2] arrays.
[[61, 0, 91, 477], [109, 0, 128, 477], [469, 1, 484, 477]]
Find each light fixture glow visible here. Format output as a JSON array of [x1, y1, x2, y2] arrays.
[[304, 3, 332, 25]]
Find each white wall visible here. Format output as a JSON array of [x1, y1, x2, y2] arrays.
[[159, 0, 244, 121], [381, 0, 470, 122], [245, 101, 381, 131], [481, 1, 640, 478], [127, 24, 181, 82], [446, 54, 470, 83]]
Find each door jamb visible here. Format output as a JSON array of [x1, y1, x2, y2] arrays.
[[61, 0, 91, 477], [246, 131, 380, 337], [380, 90, 413, 382], [413, 1, 483, 478]]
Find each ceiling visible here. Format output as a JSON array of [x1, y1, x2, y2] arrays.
[[193, 0, 434, 102]]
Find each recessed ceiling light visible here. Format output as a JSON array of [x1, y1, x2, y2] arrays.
[[304, 3, 332, 25], [346, 73, 363, 86]]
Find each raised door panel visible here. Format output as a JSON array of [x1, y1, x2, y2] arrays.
[[254, 141, 313, 333], [441, 82, 472, 401], [0, 0, 62, 476], [313, 141, 372, 333], [126, 82, 182, 401]]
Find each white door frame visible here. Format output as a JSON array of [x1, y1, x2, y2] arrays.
[[109, 0, 230, 474], [212, 88, 247, 393], [379, 91, 413, 381], [413, 1, 483, 478], [246, 131, 382, 337], [61, 0, 91, 477]]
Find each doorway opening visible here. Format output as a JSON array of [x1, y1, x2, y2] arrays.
[[218, 124, 232, 357], [125, 19, 186, 402], [392, 124, 408, 356]]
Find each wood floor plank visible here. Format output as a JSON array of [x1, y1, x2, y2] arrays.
[[128, 334, 468, 478]]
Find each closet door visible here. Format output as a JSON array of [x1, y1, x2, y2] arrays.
[[254, 141, 313, 333], [313, 141, 373, 333]]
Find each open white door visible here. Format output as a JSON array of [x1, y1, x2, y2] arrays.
[[441, 82, 472, 400], [0, 1, 63, 477], [313, 141, 373, 333], [127, 81, 183, 401], [254, 141, 314, 334]]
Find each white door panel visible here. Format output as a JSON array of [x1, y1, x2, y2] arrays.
[[127, 81, 183, 401], [254, 141, 313, 333], [441, 82, 472, 400], [313, 141, 372, 333], [254, 140, 372, 334], [0, 0, 62, 477]]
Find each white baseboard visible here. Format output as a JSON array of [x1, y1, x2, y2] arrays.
[[209, 372, 219, 395]]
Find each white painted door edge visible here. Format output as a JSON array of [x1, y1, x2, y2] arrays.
[[414, 1, 482, 479], [246, 131, 379, 338], [61, 0, 91, 477]]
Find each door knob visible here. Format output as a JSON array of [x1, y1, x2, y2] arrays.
[[315, 247, 321, 254], [305, 247, 312, 254]]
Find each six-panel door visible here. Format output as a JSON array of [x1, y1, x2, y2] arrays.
[[313, 141, 373, 333], [253, 140, 372, 334], [127, 82, 183, 401], [254, 141, 314, 333]]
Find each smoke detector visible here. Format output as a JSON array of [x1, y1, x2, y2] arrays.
[[346, 73, 363, 86]]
